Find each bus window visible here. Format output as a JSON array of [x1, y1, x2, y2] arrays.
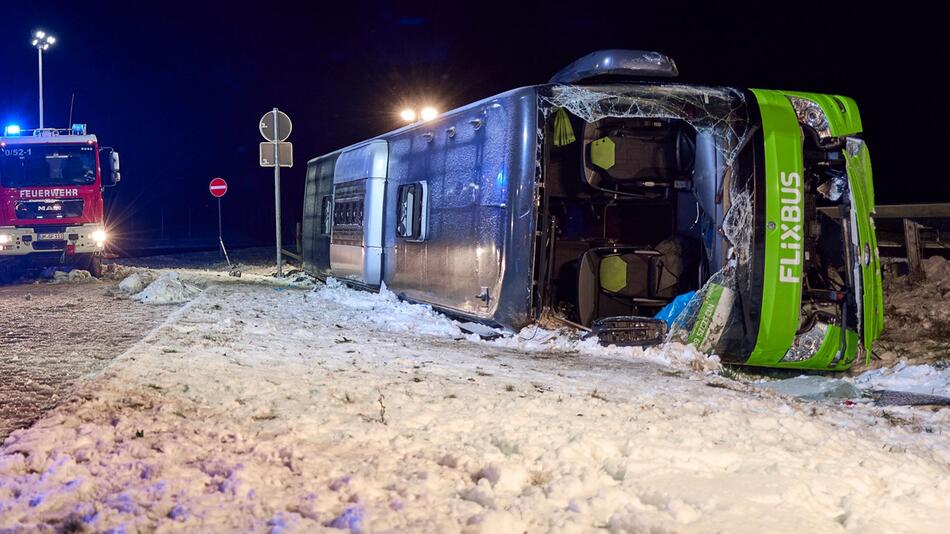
[[396, 182, 428, 240]]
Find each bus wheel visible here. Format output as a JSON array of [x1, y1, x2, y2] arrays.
[[80, 254, 104, 278]]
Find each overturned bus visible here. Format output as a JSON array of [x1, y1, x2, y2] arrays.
[[301, 50, 883, 371]]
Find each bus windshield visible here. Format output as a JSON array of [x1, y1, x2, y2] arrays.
[[0, 144, 97, 188]]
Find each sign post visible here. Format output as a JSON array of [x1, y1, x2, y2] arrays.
[[209, 177, 231, 268], [259, 109, 293, 277]]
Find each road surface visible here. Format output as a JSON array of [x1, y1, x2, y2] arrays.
[[0, 277, 174, 440]]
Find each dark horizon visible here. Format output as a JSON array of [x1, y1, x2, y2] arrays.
[[2, 1, 947, 251]]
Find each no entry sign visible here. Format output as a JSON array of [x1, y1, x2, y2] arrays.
[[209, 177, 228, 198]]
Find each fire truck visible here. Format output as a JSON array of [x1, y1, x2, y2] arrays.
[[0, 124, 120, 281]]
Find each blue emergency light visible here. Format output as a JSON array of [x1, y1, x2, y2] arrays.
[[71, 123, 87, 135], [4, 124, 21, 136]]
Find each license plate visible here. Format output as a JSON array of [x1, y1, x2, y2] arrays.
[[37, 232, 66, 241]]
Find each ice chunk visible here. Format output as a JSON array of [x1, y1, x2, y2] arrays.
[[756, 375, 861, 401]]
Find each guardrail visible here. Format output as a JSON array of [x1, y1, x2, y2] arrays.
[[280, 222, 304, 264], [819, 202, 949, 277]]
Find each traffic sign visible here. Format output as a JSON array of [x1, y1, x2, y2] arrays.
[[209, 177, 228, 197], [260, 107, 292, 278], [259, 142, 293, 167], [259, 110, 292, 142]]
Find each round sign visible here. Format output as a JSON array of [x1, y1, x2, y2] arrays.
[[259, 110, 292, 142], [209, 177, 228, 198]]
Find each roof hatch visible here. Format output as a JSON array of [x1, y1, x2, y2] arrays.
[[549, 50, 678, 84]]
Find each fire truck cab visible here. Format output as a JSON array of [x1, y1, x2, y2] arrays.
[[0, 125, 120, 281]]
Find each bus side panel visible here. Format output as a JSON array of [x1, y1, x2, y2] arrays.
[[383, 88, 536, 325], [302, 156, 336, 276]]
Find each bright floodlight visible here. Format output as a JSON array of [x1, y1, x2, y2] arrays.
[[91, 229, 107, 245], [420, 107, 438, 121], [32, 31, 55, 49], [399, 109, 417, 122]]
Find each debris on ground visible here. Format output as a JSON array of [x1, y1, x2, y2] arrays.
[[875, 256, 950, 367], [132, 272, 201, 304], [50, 269, 93, 284], [755, 361, 950, 407], [757, 375, 862, 401]]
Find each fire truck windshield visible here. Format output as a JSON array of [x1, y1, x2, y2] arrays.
[[0, 144, 97, 188]]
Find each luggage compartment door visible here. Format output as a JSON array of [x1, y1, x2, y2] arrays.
[[330, 141, 388, 287]]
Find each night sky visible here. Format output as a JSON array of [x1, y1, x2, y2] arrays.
[[2, 2, 946, 253]]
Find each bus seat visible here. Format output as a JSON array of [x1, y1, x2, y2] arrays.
[[599, 253, 650, 296], [582, 118, 681, 189], [576, 247, 668, 326], [653, 236, 686, 299]]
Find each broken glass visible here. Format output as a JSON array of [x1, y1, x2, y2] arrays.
[[539, 84, 753, 167]]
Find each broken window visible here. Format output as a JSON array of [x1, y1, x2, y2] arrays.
[[396, 182, 427, 240]]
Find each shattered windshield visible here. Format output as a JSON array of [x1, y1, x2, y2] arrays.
[[539, 84, 760, 358], [539, 84, 752, 166], [0, 144, 98, 188]]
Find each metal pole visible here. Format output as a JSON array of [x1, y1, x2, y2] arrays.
[[38, 48, 44, 128], [273, 108, 282, 277], [218, 196, 232, 268], [218, 197, 223, 257]]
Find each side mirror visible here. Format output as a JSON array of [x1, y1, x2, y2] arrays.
[[99, 147, 121, 187]]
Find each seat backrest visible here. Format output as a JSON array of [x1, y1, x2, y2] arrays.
[[653, 236, 686, 298], [582, 118, 680, 188], [577, 247, 662, 326], [599, 253, 651, 296]]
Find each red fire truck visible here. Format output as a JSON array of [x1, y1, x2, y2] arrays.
[[0, 124, 120, 281]]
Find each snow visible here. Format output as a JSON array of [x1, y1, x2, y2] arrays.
[[118, 272, 151, 294], [0, 278, 175, 441], [310, 278, 464, 338], [1, 278, 949, 531], [132, 272, 201, 304], [313, 278, 722, 374]]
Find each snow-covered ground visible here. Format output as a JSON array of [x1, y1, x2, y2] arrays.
[[2, 272, 949, 532], [853, 362, 950, 397], [0, 277, 175, 441]]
